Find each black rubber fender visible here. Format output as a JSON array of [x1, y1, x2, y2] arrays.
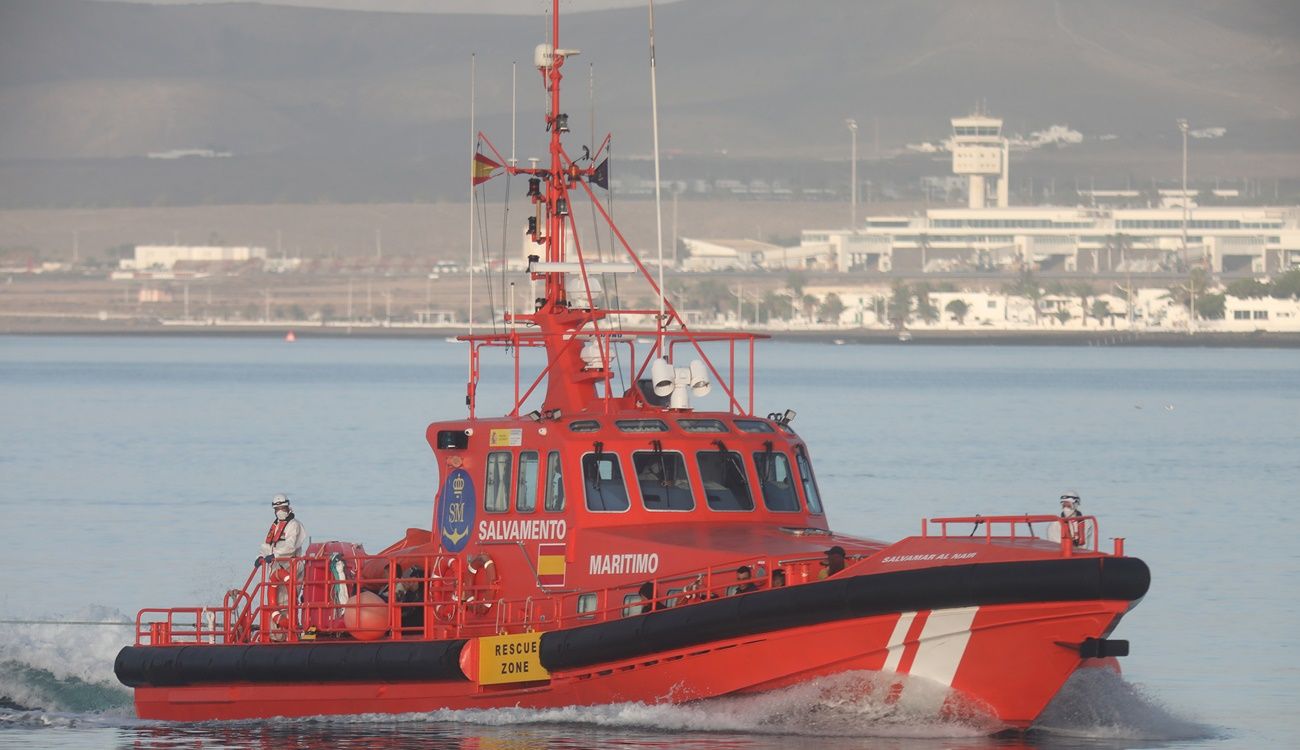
[[115, 638, 469, 687]]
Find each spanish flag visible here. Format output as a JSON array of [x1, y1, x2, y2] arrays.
[[472, 152, 501, 185], [536, 543, 566, 587]]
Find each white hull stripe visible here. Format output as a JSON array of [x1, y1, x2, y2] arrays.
[[881, 610, 916, 673], [910, 605, 979, 688]]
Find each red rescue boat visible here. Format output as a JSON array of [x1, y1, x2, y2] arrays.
[[115, 2, 1148, 728]]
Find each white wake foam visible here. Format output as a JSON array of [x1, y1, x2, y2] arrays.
[[300, 671, 1002, 739], [0, 604, 134, 716], [1032, 667, 1218, 741]]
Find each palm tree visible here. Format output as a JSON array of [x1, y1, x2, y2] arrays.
[[1090, 299, 1111, 327], [1071, 283, 1093, 328], [1165, 267, 1211, 323], [817, 293, 845, 324], [691, 278, 730, 316], [761, 290, 789, 322], [914, 283, 940, 324], [1273, 269, 1300, 299], [800, 294, 818, 320], [1003, 267, 1043, 323], [1226, 278, 1270, 299], [945, 299, 970, 325], [887, 281, 912, 330], [785, 271, 807, 300]]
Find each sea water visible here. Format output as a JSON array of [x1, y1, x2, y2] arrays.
[[1, 335, 1297, 749]]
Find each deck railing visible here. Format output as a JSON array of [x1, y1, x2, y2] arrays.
[[922, 514, 1121, 557], [135, 520, 1125, 647], [462, 328, 765, 418], [133, 550, 802, 647]]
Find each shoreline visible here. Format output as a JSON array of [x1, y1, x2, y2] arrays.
[[3, 318, 1298, 348]]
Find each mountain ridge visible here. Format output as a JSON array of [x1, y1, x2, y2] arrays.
[[0, 0, 1296, 206]]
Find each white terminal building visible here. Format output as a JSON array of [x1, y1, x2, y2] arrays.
[[793, 113, 1300, 277], [801, 206, 1300, 275], [120, 245, 268, 271]]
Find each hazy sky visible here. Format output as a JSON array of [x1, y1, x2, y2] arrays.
[[97, 0, 682, 13]]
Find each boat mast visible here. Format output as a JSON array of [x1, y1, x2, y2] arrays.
[[457, 0, 762, 419], [544, 0, 565, 305], [467, 53, 477, 339]]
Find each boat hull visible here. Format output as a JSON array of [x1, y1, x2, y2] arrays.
[[122, 556, 1148, 725], [127, 599, 1134, 727]]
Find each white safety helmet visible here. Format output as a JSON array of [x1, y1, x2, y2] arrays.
[[1060, 492, 1080, 506], [272, 493, 291, 509]]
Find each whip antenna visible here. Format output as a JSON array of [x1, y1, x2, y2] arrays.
[[648, 0, 666, 352]]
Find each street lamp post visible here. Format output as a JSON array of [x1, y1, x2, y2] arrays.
[[1178, 118, 1190, 265], [846, 119, 858, 232], [1178, 118, 1196, 335]]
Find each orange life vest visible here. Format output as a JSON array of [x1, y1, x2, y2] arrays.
[[1065, 511, 1086, 547], [265, 518, 290, 546]]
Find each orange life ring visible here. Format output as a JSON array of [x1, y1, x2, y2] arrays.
[[463, 553, 499, 616], [429, 556, 459, 624]]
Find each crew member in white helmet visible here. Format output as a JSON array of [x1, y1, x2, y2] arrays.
[[1047, 492, 1087, 547], [257, 494, 306, 565], [256, 494, 306, 640]]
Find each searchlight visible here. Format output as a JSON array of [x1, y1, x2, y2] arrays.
[[650, 358, 711, 410]]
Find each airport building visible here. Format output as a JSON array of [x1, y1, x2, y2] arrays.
[[120, 245, 268, 271], [800, 205, 1300, 276], [796, 113, 1300, 277]]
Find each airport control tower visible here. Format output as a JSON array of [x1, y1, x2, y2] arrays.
[[951, 114, 1010, 208]]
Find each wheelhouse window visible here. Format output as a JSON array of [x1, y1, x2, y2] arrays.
[[516, 451, 539, 512], [734, 419, 775, 433], [632, 451, 695, 511], [616, 419, 668, 433], [697, 449, 754, 511], [677, 418, 728, 433], [484, 451, 512, 513], [569, 420, 601, 432], [753, 449, 799, 512], [543, 450, 564, 512], [583, 451, 630, 512], [795, 447, 824, 514]]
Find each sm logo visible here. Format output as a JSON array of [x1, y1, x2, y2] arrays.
[[439, 467, 476, 553]]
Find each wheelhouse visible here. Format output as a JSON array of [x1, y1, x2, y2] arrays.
[[426, 412, 827, 532]]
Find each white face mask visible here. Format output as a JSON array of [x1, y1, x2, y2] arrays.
[[276, 509, 289, 520]]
